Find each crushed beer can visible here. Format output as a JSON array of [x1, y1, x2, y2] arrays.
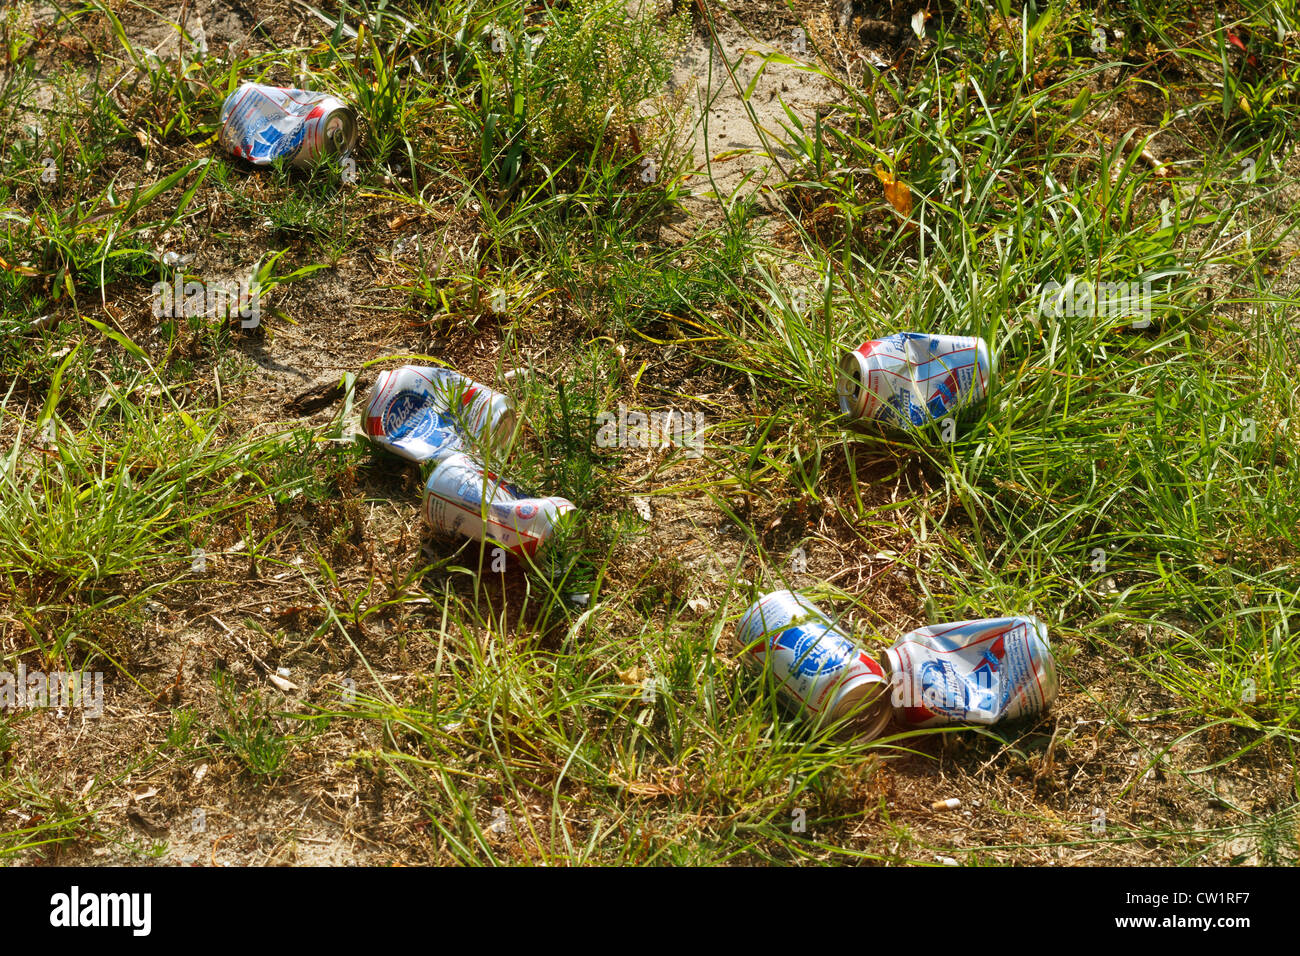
[[423, 452, 575, 557], [736, 591, 892, 737], [219, 83, 357, 167], [883, 616, 1058, 727], [364, 366, 517, 464], [837, 332, 992, 427]]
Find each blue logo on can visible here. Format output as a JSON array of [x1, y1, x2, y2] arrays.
[[773, 624, 852, 678], [383, 390, 455, 447], [253, 123, 305, 162], [918, 659, 969, 715]]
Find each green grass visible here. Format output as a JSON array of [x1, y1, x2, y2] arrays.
[[0, 0, 1296, 865]]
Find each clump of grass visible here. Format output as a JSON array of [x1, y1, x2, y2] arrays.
[[209, 671, 292, 778], [529, 0, 690, 160]]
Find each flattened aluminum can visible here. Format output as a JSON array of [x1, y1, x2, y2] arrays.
[[837, 332, 992, 427], [423, 452, 576, 557], [364, 366, 517, 464], [883, 616, 1058, 727], [736, 591, 892, 736], [219, 83, 357, 167]]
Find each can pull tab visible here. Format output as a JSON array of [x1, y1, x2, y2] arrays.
[[844, 366, 862, 401], [327, 121, 352, 159], [334, 127, 357, 184]]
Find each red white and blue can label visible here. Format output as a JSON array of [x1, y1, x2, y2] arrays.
[[364, 366, 515, 464], [219, 83, 357, 167], [884, 616, 1058, 727], [736, 591, 889, 723], [837, 332, 992, 427], [423, 452, 575, 557]]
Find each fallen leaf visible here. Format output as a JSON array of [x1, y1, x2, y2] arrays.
[[268, 672, 299, 692], [0, 254, 40, 277], [874, 165, 913, 217], [613, 771, 685, 798], [287, 378, 346, 415], [127, 807, 168, 838]]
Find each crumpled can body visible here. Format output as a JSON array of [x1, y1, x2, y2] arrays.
[[837, 332, 991, 427], [423, 452, 575, 557], [364, 366, 516, 464], [883, 616, 1057, 727], [219, 83, 357, 167]]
